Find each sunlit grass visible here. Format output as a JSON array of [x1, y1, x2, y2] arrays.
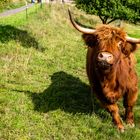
[[0, 3, 140, 140]]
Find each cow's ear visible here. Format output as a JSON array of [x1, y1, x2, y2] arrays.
[[82, 34, 97, 47], [121, 42, 137, 56]]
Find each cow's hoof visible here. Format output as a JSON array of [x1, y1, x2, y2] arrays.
[[119, 127, 125, 133], [118, 125, 125, 133], [126, 119, 135, 128], [127, 123, 135, 128]]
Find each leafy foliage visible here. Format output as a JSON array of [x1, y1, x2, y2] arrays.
[[75, 0, 140, 24]]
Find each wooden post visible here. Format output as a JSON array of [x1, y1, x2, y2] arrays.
[[40, 0, 43, 8], [60, 0, 64, 4], [26, 1, 28, 19]]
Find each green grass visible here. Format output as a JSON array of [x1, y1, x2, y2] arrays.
[[0, 0, 26, 13], [0, 3, 140, 140]]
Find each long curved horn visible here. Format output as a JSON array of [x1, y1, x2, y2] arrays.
[[68, 9, 96, 34], [126, 36, 140, 44]]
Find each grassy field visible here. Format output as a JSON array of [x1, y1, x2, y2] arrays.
[[0, 3, 140, 140], [0, 0, 26, 13]]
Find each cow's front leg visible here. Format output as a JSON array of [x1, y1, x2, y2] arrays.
[[123, 89, 138, 127], [104, 103, 124, 132], [90, 87, 95, 114], [105, 91, 120, 104], [124, 106, 135, 127]]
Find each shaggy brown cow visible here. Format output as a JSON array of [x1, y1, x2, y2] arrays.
[[68, 10, 140, 132]]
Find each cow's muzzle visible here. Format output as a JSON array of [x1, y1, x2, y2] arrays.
[[97, 52, 114, 69]]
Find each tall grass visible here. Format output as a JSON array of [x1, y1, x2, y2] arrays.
[[0, 3, 140, 140]]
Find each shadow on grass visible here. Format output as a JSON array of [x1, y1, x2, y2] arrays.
[[29, 71, 93, 114], [0, 25, 44, 51], [13, 71, 103, 115]]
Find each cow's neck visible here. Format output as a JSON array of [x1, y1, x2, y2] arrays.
[[97, 67, 117, 89]]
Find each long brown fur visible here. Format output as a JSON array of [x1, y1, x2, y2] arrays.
[[84, 25, 138, 131]]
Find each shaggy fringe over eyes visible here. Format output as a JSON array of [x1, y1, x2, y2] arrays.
[[82, 25, 137, 56]]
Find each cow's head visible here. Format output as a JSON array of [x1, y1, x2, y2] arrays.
[[68, 10, 140, 72]]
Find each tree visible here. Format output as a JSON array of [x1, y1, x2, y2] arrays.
[[75, 0, 140, 24]]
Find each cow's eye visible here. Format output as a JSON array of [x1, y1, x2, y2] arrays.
[[118, 41, 123, 50]]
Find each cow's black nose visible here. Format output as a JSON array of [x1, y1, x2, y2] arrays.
[[97, 52, 114, 64], [97, 60, 111, 70]]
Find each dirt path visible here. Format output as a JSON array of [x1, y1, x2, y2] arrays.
[[0, 3, 34, 17]]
